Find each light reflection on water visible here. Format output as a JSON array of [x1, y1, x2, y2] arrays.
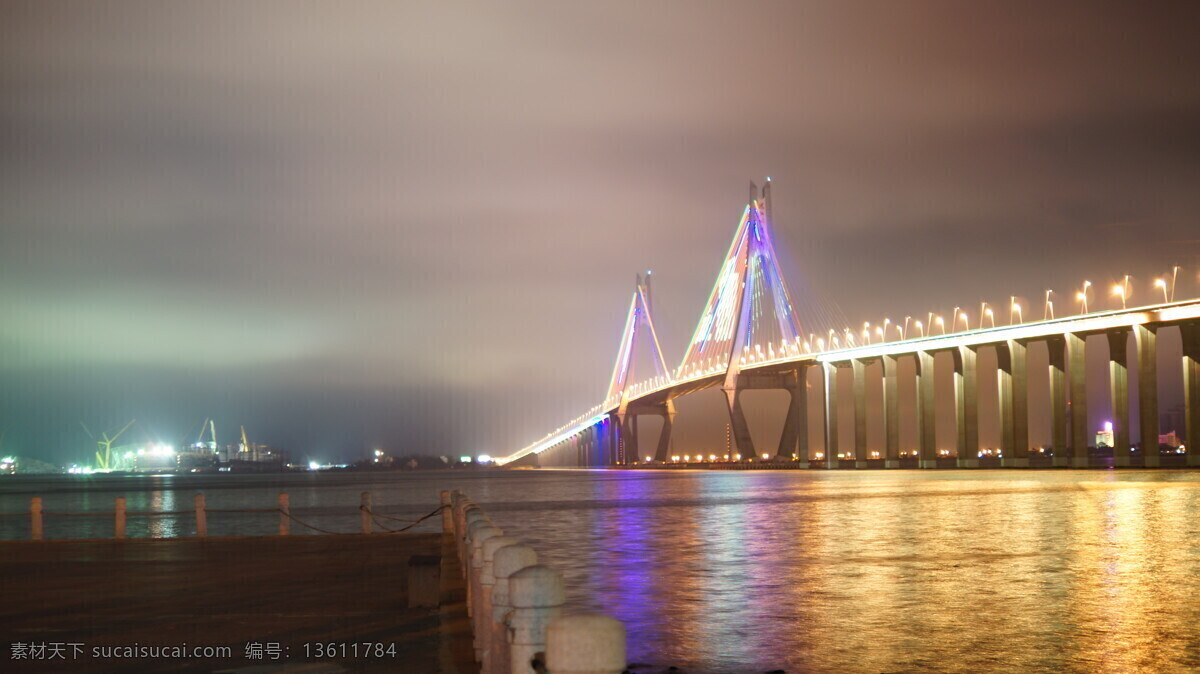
[[2, 469, 1198, 671], [480, 470, 1200, 673]]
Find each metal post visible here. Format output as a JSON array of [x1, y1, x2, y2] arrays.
[[115, 497, 126, 539], [30, 496, 43, 541], [194, 493, 207, 538], [279, 493, 290, 536], [360, 491, 372, 534]]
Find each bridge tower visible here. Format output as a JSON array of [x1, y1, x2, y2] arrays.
[[603, 273, 675, 464], [676, 179, 808, 461]]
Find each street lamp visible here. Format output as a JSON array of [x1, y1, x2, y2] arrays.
[[984, 306, 995, 328], [1171, 265, 1179, 302], [914, 319, 924, 338], [935, 315, 945, 334], [1011, 297, 1022, 325], [1078, 281, 1091, 314], [951, 306, 961, 330], [1112, 282, 1127, 310], [903, 316, 911, 339], [959, 311, 969, 331], [1155, 278, 1169, 304], [1044, 289, 1053, 320]]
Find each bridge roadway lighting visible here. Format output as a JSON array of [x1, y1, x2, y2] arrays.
[[1112, 283, 1127, 310], [1155, 278, 1169, 303], [903, 316, 911, 339], [914, 320, 924, 337], [1044, 290, 1053, 320], [984, 306, 994, 328], [1078, 280, 1092, 314], [935, 315, 945, 334], [1011, 297, 1022, 324], [1171, 265, 1180, 301], [959, 312, 969, 331], [882, 318, 891, 341], [952, 306, 961, 330]]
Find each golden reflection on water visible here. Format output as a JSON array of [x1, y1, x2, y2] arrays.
[[524, 471, 1200, 673]]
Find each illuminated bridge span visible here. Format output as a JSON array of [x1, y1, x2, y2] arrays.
[[497, 181, 1200, 469]]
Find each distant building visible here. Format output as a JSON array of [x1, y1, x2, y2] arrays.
[[1095, 421, 1114, 448], [1162, 404, 1185, 442], [1159, 431, 1180, 448]]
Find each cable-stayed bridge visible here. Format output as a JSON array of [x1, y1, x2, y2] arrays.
[[496, 181, 1200, 469]]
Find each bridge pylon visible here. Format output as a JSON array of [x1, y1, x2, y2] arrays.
[[606, 274, 675, 464], [677, 179, 806, 461]]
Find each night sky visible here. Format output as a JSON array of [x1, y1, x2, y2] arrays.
[[3, 2, 1200, 465]]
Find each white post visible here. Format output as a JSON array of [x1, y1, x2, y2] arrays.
[[194, 493, 207, 538], [546, 613, 627, 674], [278, 493, 289, 536], [468, 524, 503, 655], [490, 544, 538, 674], [479, 535, 519, 671], [508, 565, 565, 674], [114, 497, 126, 539], [360, 491, 372, 534], [30, 496, 43, 541]]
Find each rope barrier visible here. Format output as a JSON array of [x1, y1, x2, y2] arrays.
[[11, 498, 448, 538], [364, 504, 449, 534]]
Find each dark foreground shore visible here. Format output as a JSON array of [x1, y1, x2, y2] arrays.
[[1, 533, 476, 672]]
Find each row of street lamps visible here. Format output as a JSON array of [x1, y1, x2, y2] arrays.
[[844, 266, 1183, 346]]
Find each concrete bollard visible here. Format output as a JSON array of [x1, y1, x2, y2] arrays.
[[508, 565, 565, 674], [114, 497, 126, 539], [546, 613, 627, 674], [30, 496, 43, 541], [278, 493, 290, 536], [464, 516, 494, 614], [360, 491, 372, 534], [490, 544, 538, 674], [478, 535, 520, 671], [194, 493, 207, 538], [468, 525, 503, 645], [440, 490, 453, 534], [462, 506, 487, 566]]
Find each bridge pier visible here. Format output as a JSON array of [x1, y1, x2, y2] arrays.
[[823, 362, 839, 468], [916, 351, 937, 468], [883, 355, 900, 468], [1066, 332, 1089, 467], [852, 359, 869, 467], [1183, 323, 1200, 466], [1046, 335, 1069, 466], [1135, 324, 1159, 466], [1108, 330, 1131, 466], [953, 346, 979, 467], [997, 340, 1030, 467]]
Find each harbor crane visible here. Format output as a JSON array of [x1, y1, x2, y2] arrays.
[[82, 419, 136, 470]]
